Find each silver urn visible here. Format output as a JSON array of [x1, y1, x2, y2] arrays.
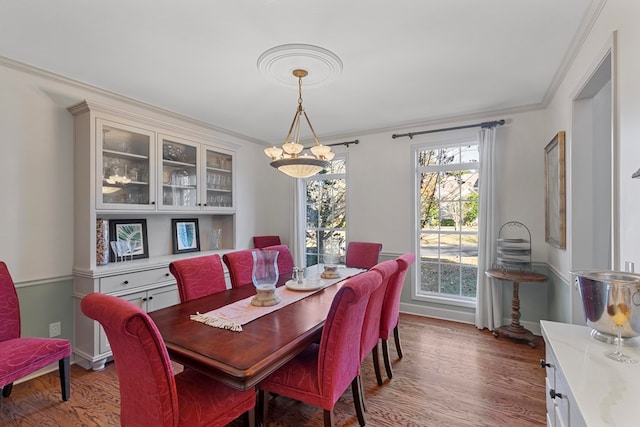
[[572, 270, 640, 344]]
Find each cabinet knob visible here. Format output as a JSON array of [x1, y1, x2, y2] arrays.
[[549, 389, 564, 399], [123, 280, 129, 285], [539, 359, 551, 368], [148, 296, 153, 300], [142, 297, 147, 302], [165, 273, 170, 277], [151, 201, 156, 205]]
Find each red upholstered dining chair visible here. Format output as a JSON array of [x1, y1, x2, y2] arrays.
[[263, 244, 294, 276], [258, 270, 383, 427], [81, 292, 256, 427], [0, 261, 71, 409], [253, 235, 281, 249], [169, 254, 227, 302], [345, 241, 382, 269], [363, 260, 399, 387], [379, 253, 416, 380], [223, 249, 255, 288]]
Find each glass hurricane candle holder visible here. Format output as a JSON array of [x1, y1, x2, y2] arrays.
[[251, 249, 280, 307]]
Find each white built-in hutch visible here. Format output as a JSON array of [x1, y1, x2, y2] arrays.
[[69, 100, 238, 370]]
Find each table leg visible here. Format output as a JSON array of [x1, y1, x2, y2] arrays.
[[493, 281, 537, 348]]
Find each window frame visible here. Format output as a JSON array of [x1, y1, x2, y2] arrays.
[[302, 154, 348, 266], [412, 131, 479, 309]]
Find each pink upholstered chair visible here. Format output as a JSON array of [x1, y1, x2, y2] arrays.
[[253, 235, 281, 249], [223, 249, 255, 288], [380, 253, 416, 379], [169, 254, 227, 302], [263, 244, 295, 276], [258, 270, 383, 427], [363, 260, 399, 387], [81, 292, 256, 427], [345, 242, 382, 269], [0, 261, 71, 409]]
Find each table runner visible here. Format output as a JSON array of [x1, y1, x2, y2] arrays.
[[190, 267, 364, 332]]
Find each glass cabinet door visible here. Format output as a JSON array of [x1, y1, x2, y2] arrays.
[[159, 135, 200, 210], [204, 147, 233, 209], [97, 119, 155, 210]]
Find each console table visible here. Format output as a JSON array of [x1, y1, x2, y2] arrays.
[[485, 269, 547, 347]]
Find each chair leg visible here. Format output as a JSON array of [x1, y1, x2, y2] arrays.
[[393, 325, 403, 359], [246, 406, 256, 427], [358, 371, 367, 412], [371, 343, 383, 386], [2, 383, 13, 398], [323, 409, 335, 427], [382, 338, 393, 379], [258, 389, 269, 426], [351, 376, 366, 426], [0, 384, 11, 410], [59, 356, 70, 401]]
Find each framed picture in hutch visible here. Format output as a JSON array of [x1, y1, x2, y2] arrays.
[[171, 218, 201, 254], [544, 131, 566, 249], [108, 219, 149, 262]]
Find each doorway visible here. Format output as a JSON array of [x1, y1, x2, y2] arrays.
[[570, 43, 616, 323]]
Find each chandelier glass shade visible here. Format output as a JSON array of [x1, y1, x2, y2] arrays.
[[264, 69, 333, 179]]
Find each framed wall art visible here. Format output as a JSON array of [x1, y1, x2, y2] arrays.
[[171, 218, 200, 254], [544, 131, 566, 249], [109, 219, 149, 262]]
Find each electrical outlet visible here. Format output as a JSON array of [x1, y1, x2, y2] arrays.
[[49, 321, 61, 337]]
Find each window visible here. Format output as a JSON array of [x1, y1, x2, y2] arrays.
[[415, 140, 479, 306], [304, 157, 347, 266]]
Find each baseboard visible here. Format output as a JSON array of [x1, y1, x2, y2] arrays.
[[12, 355, 77, 385], [400, 303, 542, 336], [400, 302, 475, 324]]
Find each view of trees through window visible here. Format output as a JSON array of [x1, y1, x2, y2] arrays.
[[304, 158, 347, 266], [416, 143, 479, 301]]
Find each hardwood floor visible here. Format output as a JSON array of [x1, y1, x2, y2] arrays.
[[0, 314, 546, 426]]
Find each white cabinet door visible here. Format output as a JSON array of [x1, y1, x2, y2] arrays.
[[147, 284, 179, 312], [203, 146, 234, 211], [97, 119, 156, 210], [158, 134, 201, 211]]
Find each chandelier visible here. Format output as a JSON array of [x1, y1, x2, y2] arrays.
[[264, 69, 334, 178]]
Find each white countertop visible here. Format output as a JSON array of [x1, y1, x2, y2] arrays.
[[541, 320, 640, 427]]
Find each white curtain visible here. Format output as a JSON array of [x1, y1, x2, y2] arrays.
[[291, 178, 306, 268], [475, 127, 502, 330]]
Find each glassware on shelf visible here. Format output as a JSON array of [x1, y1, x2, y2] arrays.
[[163, 143, 186, 161], [210, 228, 222, 250], [171, 169, 191, 187], [110, 240, 133, 263]]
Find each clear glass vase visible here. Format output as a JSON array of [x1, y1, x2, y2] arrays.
[[96, 219, 109, 265], [251, 249, 280, 307]]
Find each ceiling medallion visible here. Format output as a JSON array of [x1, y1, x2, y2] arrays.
[[257, 44, 343, 88]]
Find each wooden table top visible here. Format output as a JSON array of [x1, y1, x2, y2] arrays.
[[149, 271, 344, 391], [485, 269, 547, 283]]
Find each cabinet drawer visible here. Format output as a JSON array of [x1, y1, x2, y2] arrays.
[[100, 267, 172, 294]]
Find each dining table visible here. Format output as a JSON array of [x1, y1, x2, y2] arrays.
[[148, 264, 359, 391]]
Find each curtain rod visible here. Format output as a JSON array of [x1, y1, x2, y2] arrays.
[[304, 139, 359, 149], [327, 139, 359, 147], [391, 120, 505, 140]]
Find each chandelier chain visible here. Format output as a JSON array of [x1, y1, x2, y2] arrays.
[[298, 75, 304, 109]]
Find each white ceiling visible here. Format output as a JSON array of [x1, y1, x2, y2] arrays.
[[0, 0, 598, 145]]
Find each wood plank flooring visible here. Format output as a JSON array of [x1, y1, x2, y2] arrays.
[[0, 314, 546, 427]]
